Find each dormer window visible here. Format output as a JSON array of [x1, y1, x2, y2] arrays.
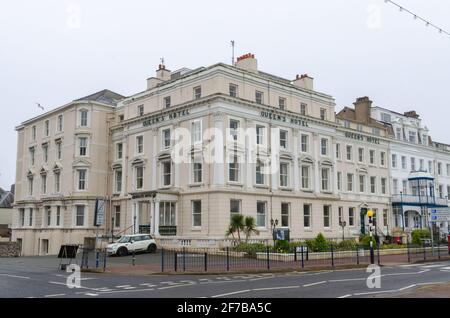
[[138, 105, 144, 117], [80, 110, 88, 127], [194, 86, 202, 100]]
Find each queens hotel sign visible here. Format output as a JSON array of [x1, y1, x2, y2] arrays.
[[345, 131, 380, 144], [260, 111, 309, 127], [142, 109, 190, 127]]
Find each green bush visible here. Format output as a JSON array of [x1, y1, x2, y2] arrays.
[[335, 239, 358, 251], [359, 235, 378, 249], [313, 233, 330, 252], [381, 244, 407, 250], [232, 242, 267, 257], [273, 240, 290, 253], [411, 229, 431, 245]]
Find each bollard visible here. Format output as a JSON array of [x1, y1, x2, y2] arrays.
[[132, 250, 136, 266], [377, 244, 381, 266], [161, 248, 165, 272], [95, 250, 99, 269], [437, 244, 441, 260], [331, 244, 334, 268], [103, 249, 107, 272], [294, 247, 297, 262], [174, 252, 178, 272], [183, 247, 186, 272], [266, 245, 270, 270], [204, 252, 208, 272], [423, 243, 426, 261], [356, 246, 359, 265], [301, 246, 304, 269]]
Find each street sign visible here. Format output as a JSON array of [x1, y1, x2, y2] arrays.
[[296, 246, 308, 253], [429, 208, 450, 222], [94, 198, 105, 226]]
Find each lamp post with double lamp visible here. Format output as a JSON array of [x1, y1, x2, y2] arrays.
[[339, 220, 347, 241], [367, 209, 375, 264], [270, 218, 279, 244]]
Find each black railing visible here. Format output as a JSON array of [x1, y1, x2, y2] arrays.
[[159, 225, 177, 236]]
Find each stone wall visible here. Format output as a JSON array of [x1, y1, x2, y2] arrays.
[[0, 242, 20, 257]]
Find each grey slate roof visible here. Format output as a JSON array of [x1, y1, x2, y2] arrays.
[[74, 89, 125, 106]]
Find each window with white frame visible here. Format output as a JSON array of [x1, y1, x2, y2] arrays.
[[230, 199, 241, 220], [255, 91, 263, 104], [447, 164, 450, 176], [336, 143, 341, 159], [28, 208, 33, 226], [380, 152, 386, 166], [323, 205, 331, 228], [280, 162, 289, 187], [393, 179, 398, 195], [281, 203, 289, 227], [402, 180, 407, 194], [41, 174, 47, 194], [349, 207, 355, 226], [279, 130, 288, 149], [392, 154, 397, 168], [32, 125, 36, 141], [137, 105, 144, 116], [159, 202, 176, 226], [409, 131, 416, 143], [381, 113, 391, 123], [359, 175, 365, 193], [228, 155, 240, 182], [381, 178, 387, 194], [116, 143, 123, 160], [135, 166, 143, 189], [338, 207, 343, 223], [370, 176, 376, 194], [194, 86, 202, 100], [30, 147, 35, 165], [161, 160, 171, 186], [77, 169, 87, 190], [57, 114, 63, 132], [369, 150, 375, 165], [256, 125, 265, 145], [19, 209, 25, 227], [192, 200, 202, 227], [136, 135, 143, 154], [229, 119, 239, 141], [320, 108, 326, 120], [75, 205, 85, 226], [80, 110, 88, 127], [54, 171, 60, 193], [162, 129, 171, 149], [114, 205, 121, 228], [164, 96, 171, 108], [303, 204, 311, 228], [428, 160, 432, 173], [191, 120, 202, 145], [411, 157, 416, 171], [28, 175, 34, 196], [279, 97, 286, 110], [437, 162, 442, 175], [346, 145, 353, 161], [419, 159, 424, 171], [44, 120, 49, 137], [402, 156, 407, 169], [301, 134, 309, 153], [229, 84, 238, 97], [321, 167, 330, 191], [45, 206, 51, 227], [357, 124, 363, 132], [78, 137, 87, 156], [56, 206, 61, 226], [192, 159, 202, 183], [320, 138, 328, 156], [347, 173, 353, 192], [43, 143, 48, 162], [115, 170, 122, 192], [256, 160, 265, 185], [256, 201, 266, 227], [372, 128, 380, 136], [343, 121, 350, 128], [396, 128, 402, 140], [300, 103, 307, 116], [337, 171, 342, 190], [56, 140, 62, 160], [301, 165, 310, 189], [358, 148, 364, 163]]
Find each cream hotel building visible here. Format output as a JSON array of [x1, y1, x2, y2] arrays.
[[12, 54, 450, 255]]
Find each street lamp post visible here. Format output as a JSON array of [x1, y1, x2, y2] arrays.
[[270, 218, 279, 244], [339, 220, 347, 241], [367, 209, 375, 264]]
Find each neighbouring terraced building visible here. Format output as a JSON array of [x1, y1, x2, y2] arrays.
[[11, 54, 450, 255]]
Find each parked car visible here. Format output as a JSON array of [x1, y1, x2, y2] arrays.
[[107, 234, 157, 256]]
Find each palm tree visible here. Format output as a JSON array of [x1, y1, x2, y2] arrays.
[[226, 214, 245, 243], [243, 216, 259, 242]]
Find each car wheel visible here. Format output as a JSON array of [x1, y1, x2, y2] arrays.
[[117, 247, 128, 257], [147, 244, 157, 253]]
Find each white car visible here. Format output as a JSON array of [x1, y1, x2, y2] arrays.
[[107, 234, 157, 256]]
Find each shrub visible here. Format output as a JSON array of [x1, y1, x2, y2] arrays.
[[411, 229, 431, 245], [381, 244, 407, 250], [336, 239, 358, 251], [359, 235, 378, 249], [313, 233, 329, 252], [273, 240, 290, 253], [232, 242, 267, 257]]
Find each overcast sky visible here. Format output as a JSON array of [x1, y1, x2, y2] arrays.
[[1, 0, 449, 190]]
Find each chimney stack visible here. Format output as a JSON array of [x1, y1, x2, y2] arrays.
[[293, 74, 314, 90], [147, 63, 172, 90], [353, 97, 373, 124], [235, 53, 258, 73]]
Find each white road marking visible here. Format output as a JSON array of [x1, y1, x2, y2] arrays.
[[0, 274, 30, 279], [44, 294, 66, 298], [200, 280, 247, 284], [158, 283, 194, 290], [123, 287, 137, 290], [253, 286, 300, 291], [303, 281, 327, 287], [84, 293, 99, 297], [337, 294, 352, 298], [329, 278, 366, 282], [441, 266, 450, 270], [353, 290, 395, 296], [96, 288, 155, 295], [420, 264, 445, 268], [139, 283, 157, 287], [249, 276, 276, 281], [212, 289, 251, 298], [398, 284, 416, 291]]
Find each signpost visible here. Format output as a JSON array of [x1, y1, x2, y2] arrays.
[[94, 198, 105, 268], [429, 208, 450, 256]]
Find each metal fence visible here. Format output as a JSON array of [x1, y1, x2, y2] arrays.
[[407, 244, 449, 263], [159, 244, 379, 273], [77, 248, 108, 271]]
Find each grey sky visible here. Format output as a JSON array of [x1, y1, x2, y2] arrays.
[[1, 0, 449, 189]]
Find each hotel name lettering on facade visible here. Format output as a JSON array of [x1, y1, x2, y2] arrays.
[[345, 131, 380, 144], [260, 111, 309, 127], [143, 109, 190, 127]]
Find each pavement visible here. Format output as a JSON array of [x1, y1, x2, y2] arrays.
[[1, 255, 450, 298]]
